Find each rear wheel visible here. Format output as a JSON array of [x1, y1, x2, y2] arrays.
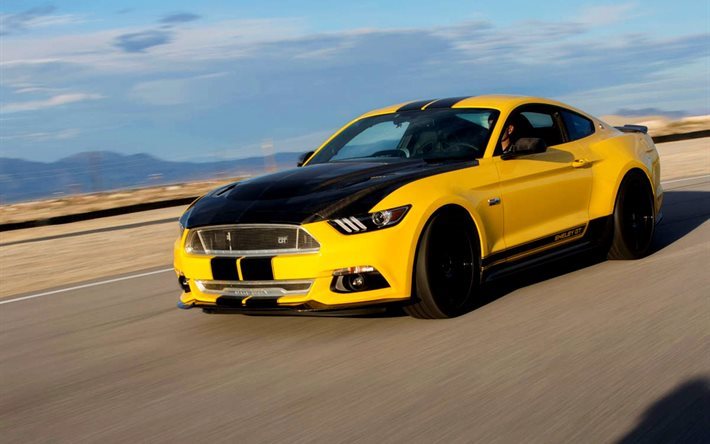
[[608, 171, 656, 259], [405, 210, 479, 319]]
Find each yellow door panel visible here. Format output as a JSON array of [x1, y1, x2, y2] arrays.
[[494, 143, 592, 248]]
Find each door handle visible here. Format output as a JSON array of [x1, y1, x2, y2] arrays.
[[572, 159, 589, 168]]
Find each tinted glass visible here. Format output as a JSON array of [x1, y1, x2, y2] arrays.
[[562, 110, 594, 141], [496, 107, 564, 154], [331, 121, 410, 161], [522, 111, 554, 128], [309, 109, 499, 163]]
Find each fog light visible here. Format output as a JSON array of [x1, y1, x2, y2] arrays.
[[348, 274, 365, 289], [330, 267, 390, 293], [178, 275, 191, 293]]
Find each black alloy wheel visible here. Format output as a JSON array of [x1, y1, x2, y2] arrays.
[[405, 210, 479, 318], [608, 171, 656, 259]]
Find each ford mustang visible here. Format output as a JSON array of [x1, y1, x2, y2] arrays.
[[174, 95, 662, 318]]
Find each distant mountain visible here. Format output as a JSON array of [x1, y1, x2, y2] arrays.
[[0, 151, 302, 203]]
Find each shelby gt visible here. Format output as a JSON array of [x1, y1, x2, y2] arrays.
[[174, 95, 662, 318]]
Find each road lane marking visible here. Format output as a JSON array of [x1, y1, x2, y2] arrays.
[[0, 268, 174, 305]]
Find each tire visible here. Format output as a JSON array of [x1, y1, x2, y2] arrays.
[[607, 171, 656, 260], [405, 210, 479, 319]]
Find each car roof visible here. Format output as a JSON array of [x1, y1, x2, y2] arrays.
[[359, 95, 588, 119]]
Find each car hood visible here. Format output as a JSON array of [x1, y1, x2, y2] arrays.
[[180, 159, 474, 228]]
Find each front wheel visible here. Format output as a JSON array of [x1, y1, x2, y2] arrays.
[[607, 171, 656, 259], [405, 211, 479, 319]]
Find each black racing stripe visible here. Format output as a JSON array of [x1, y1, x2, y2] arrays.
[[240, 257, 274, 280], [396, 99, 437, 112], [184, 158, 479, 227], [308, 160, 477, 221], [211, 257, 239, 280], [424, 96, 473, 109]]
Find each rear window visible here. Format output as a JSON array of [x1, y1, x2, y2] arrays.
[[562, 111, 594, 141]]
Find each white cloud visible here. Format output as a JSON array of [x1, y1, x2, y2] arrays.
[[0, 4, 707, 161], [559, 60, 710, 115], [0, 18, 307, 75], [130, 79, 190, 105], [6, 82, 62, 94], [13, 86, 55, 94], [0, 6, 86, 36], [578, 3, 638, 26], [194, 72, 229, 80], [129, 72, 231, 105], [1, 93, 103, 113], [0, 128, 81, 142], [22, 14, 86, 29]]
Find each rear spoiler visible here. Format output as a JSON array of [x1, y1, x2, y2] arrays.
[[615, 124, 648, 134]]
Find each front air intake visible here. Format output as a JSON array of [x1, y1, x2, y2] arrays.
[[185, 224, 320, 256]]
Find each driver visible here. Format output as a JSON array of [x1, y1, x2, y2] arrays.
[[499, 114, 532, 154]]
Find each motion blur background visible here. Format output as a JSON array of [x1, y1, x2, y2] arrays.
[[1, 2, 709, 443], [0, 0, 708, 202]]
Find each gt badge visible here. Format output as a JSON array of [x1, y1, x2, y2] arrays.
[[554, 226, 584, 241]]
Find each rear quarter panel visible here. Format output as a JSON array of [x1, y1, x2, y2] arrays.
[[587, 129, 662, 219]]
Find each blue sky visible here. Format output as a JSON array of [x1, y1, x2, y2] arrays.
[[1, 1, 708, 161]]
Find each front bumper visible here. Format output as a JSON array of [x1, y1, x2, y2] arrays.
[[173, 219, 417, 311]]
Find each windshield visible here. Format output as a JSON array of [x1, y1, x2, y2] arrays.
[[309, 108, 499, 164]]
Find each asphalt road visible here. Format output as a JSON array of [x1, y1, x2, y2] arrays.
[[1, 178, 709, 443]]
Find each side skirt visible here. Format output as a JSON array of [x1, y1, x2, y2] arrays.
[[481, 216, 611, 283]]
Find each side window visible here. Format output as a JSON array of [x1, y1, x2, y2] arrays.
[[518, 109, 564, 147], [521, 111, 553, 129], [561, 110, 594, 141], [495, 106, 566, 156]]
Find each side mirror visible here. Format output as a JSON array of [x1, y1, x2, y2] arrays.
[[502, 138, 547, 159], [297, 151, 315, 167]]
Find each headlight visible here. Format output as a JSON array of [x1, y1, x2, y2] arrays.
[[329, 205, 411, 234]]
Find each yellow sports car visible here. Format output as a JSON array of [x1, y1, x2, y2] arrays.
[[174, 95, 662, 318]]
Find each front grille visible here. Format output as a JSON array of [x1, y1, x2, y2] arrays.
[[185, 224, 320, 256], [195, 279, 313, 297]]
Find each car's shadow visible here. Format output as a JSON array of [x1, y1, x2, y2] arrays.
[[234, 189, 708, 319], [649, 189, 709, 253], [614, 376, 710, 443]]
